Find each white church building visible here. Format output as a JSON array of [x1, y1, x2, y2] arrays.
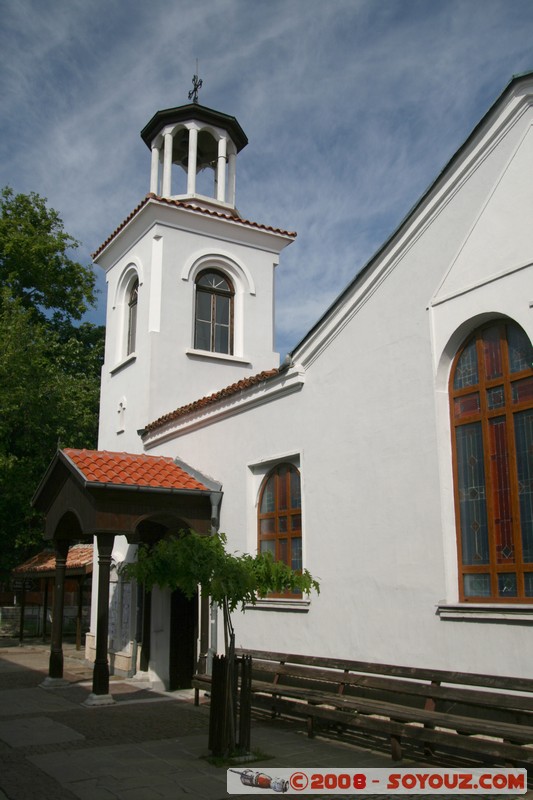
[[35, 72, 533, 694]]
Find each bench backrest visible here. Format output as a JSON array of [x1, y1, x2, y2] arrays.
[[235, 648, 533, 717]]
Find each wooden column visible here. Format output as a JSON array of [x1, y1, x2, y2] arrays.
[[41, 578, 49, 642], [91, 534, 114, 696], [18, 582, 26, 644], [76, 576, 83, 651], [48, 540, 69, 679]]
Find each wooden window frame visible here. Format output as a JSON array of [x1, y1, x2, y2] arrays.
[[258, 463, 302, 598], [126, 278, 139, 356], [450, 320, 533, 603], [194, 269, 234, 355]]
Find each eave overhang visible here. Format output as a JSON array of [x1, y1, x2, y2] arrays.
[[140, 103, 248, 152], [32, 449, 219, 514], [12, 544, 94, 579], [91, 194, 296, 265], [32, 450, 221, 542], [142, 366, 305, 447]]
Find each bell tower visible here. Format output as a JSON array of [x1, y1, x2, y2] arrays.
[[95, 81, 296, 451]]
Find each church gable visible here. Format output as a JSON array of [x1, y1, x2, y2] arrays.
[[435, 118, 533, 302]]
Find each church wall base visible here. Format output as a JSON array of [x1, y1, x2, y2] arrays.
[[84, 633, 136, 677]]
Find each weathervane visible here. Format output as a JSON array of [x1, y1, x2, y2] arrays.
[[188, 62, 203, 104]]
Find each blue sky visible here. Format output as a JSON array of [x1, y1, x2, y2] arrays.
[[2, 0, 533, 356]]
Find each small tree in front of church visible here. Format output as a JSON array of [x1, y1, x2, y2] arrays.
[[123, 530, 319, 755]]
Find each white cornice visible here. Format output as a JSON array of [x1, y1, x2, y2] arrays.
[[142, 367, 305, 448], [94, 198, 295, 270]]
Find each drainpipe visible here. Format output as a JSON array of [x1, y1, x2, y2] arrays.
[[207, 491, 223, 675]]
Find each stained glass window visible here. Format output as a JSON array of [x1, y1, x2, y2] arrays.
[[451, 321, 533, 602], [258, 463, 302, 597], [455, 423, 489, 565], [194, 270, 234, 355], [514, 409, 533, 563], [454, 337, 478, 390], [508, 324, 533, 373]]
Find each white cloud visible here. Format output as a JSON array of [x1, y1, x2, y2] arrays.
[[2, 0, 533, 355]]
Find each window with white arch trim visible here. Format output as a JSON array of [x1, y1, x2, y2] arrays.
[[194, 269, 234, 354], [450, 319, 533, 602]]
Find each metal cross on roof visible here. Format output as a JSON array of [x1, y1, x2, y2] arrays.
[[188, 67, 203, 104]]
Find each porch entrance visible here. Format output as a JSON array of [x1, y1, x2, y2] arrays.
[[32, 448, 222, 700]]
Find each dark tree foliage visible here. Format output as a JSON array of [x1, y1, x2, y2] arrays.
[[0, 186, 96, 323], [0, 188, 104, 578]]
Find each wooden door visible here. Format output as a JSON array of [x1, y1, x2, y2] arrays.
[[168, 588, 197, 690]]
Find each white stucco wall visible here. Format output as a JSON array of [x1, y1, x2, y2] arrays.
[[92, 78, 533, 684]]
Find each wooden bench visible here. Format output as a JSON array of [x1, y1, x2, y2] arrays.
[[193, 648, 533, 766]]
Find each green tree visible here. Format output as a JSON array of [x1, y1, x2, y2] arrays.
[[123, 531, 319, 649], [0, 186, 96, 324], [123, 531, 319, 755], [0, 188, 104, 578]]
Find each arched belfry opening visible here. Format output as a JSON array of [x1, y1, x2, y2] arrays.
[[140, 103, 248, 211]]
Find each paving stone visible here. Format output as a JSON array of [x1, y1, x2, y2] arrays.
[[0, 715, 85, 747], [0, 686, 75, 715], [59, 778, 118, 800]]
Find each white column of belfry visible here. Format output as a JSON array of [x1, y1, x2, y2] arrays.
[[162, 132, 173, 197], [227, 150, 236, 207], [216, 136, 227, 203], [187, 127, 198, 195], [150, 144, 160, 194]]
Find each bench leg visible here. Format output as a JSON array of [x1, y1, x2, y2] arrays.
[[423, 726, 436, 757], [390, 734, 402, 761], [194, 687, 199, 706], [424, 743, 436, 758], [307, 715, 315, 738], [423, 692, 437, 756]]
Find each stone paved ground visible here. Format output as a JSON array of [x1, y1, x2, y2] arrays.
[[0, 641, 212, 800], [0, 639, 531, 800]]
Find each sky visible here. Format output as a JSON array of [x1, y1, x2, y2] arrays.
[[2, 0, 533, 357]]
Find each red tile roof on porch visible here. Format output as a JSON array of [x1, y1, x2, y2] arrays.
[[63, 449, 209, 492], [13, 544, 94, 575]]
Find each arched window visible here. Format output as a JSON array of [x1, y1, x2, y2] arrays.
[[450, 320, 533, 602], [258, 463, 302, 594], [127, 279, 139, 355], [194, 270, 234, 354]]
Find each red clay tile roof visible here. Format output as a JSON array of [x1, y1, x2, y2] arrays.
[[13, 544, 94, 575], [91, 194, 297, 259], [63, 449, 209, 492], [143, 368, 280, 435]]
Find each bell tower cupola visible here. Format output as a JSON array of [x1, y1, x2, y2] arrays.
[[141, 77, 248, 215]]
